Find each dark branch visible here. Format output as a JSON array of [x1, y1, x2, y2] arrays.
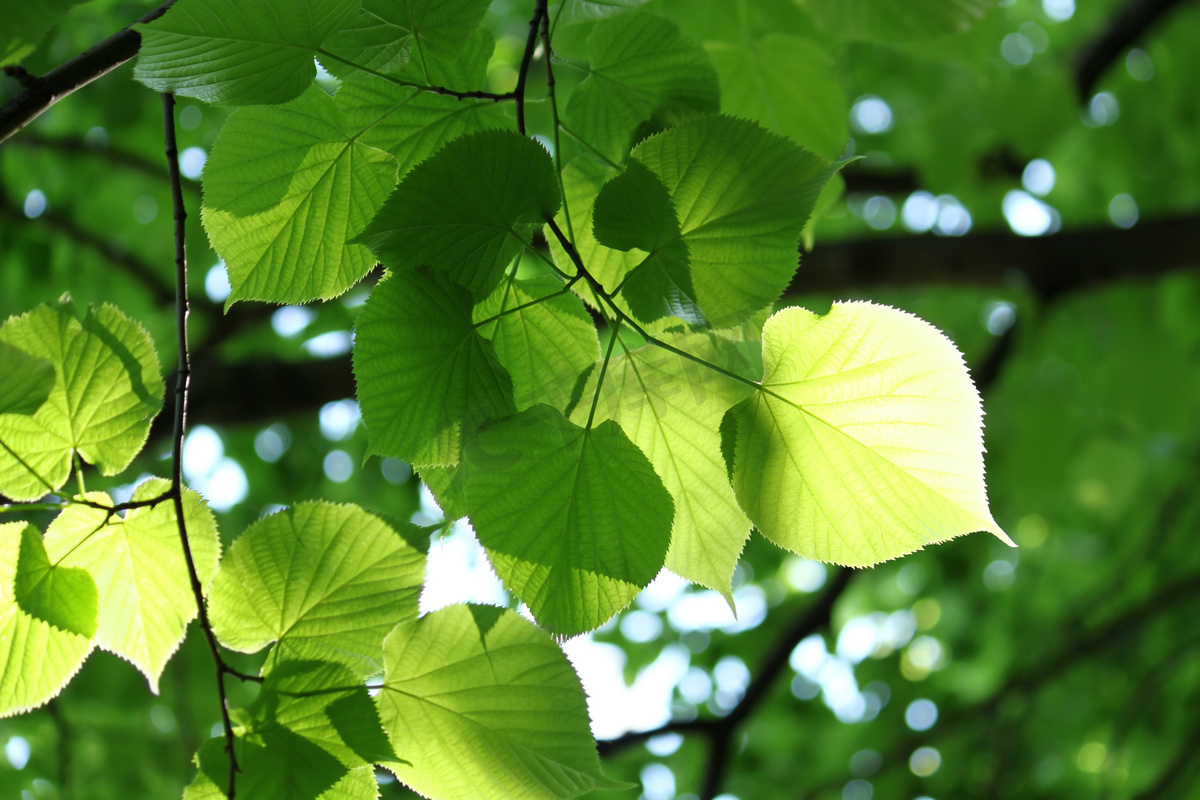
[[514, 0, 548, 135], [598, 568, 854, 762], [0, 193, 174, 305], [1074, 0, 1190, 102], [12, 132, 201, 194], [792, 213, 1200, 302], [0, 2, 177, 145]]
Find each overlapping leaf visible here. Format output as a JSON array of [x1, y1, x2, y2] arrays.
[[707, 33, 848, 158], [474, 276, 600, 412], [631, 115, 834, 326], [207, 502, 426, 676], [547, 159, 643, 307], [323, 0, 491, 73], [202, 86, 399, 306], [335, 28, 510, 178], [355, 129, 560, 299], [354, 269, 515, 465], [377, 605, 621, 799], [0, 341, 53, 415], [0, 521, 96, 717], [42, 480, 220, 692], [728, 302, 1014, 566], [593, 159, 699, 323], [463, 404, 673, 634], [565, 11, 719, 161], [573, 332, 755, 598], [134, 0, 360, 105], [0, 302, 162, 502]]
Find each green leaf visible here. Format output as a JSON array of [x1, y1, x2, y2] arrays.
[[355, 129, 560, 300], [799, 0, 994, 41], [0, 0, 87, 65], [184, 730, 375, 800], [41, 480, 220, 692], [355, 268, 516, 465], [728, 302, 1014, 566], [207, 502, 426, 676], [571, 332, 755, 598], [555, 0, 649, 26], [463, 404, 673, 634], [377, 604, 621, 799], [335, 28, 510, 178], [0, 521, 96, 717], [251, 660, 397, 767], [0, 341, 54, 415], [565, 11, 719, 161], [134, 0, 360, 106], [201, 86, 399, 306], [474, 275, 601, 412], [593, 159, 700, 324], [630, 115, 834, 327], [547, 159, 643, 305], [323, 0, 491, 74], [707, 33, 848, 159], [0, 302, 162, 502]]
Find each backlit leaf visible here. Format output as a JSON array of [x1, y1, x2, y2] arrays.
[[631, 115, 834, 326], [42, 480, 220, 692], [354, 269, 516, 465], [728, 302, 1013, 566], [565, 11, 719, 161], [323, 0, 491, 73], [207, 502, 426, 676], [202, 86, 399, 306], [377, 604, 621, 799], [0, 521, 96, 717], [474, 275, 601, 412], [0, 341, 53, 415], [134, 0, 360, 106], [335, 28, 510, 178], [0, 302, 162, 502], [572, 332, 755, 598], [355, 129, 560, 300], [463, 404, 673, 634]]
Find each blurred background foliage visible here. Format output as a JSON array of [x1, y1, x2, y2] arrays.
[[2, 0, 1199, 798]]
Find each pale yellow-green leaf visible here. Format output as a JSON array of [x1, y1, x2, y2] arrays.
[[0, 521, 96, 717], [42, 480, 220, 692], [729, 302, 1012, 566], [572, 332, 754, 599]]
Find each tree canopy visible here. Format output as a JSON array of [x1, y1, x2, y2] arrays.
[[1, 0, 1198, 799]]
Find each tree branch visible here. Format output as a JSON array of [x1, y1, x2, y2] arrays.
[[12, 132, 201, 194], [792, 213, 1200, 302], [0, 2, 177, 145], [514, 0, 548, 135], [1074, 0, 1191, 102], [597, 568, 854, 765], [0, 192, 175, 305]]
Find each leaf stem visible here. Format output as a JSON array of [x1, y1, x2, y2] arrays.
[[557, 121, 622, 170], [587, 318, 622, 431], [543, 217, 764, 394], [473, 276, 580, 328], [315, 49, 514, 102]]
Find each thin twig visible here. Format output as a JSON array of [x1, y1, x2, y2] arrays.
[[14, 132, 202, 194], [162, 92, 246, 799], [514, 0, 548, 135]]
